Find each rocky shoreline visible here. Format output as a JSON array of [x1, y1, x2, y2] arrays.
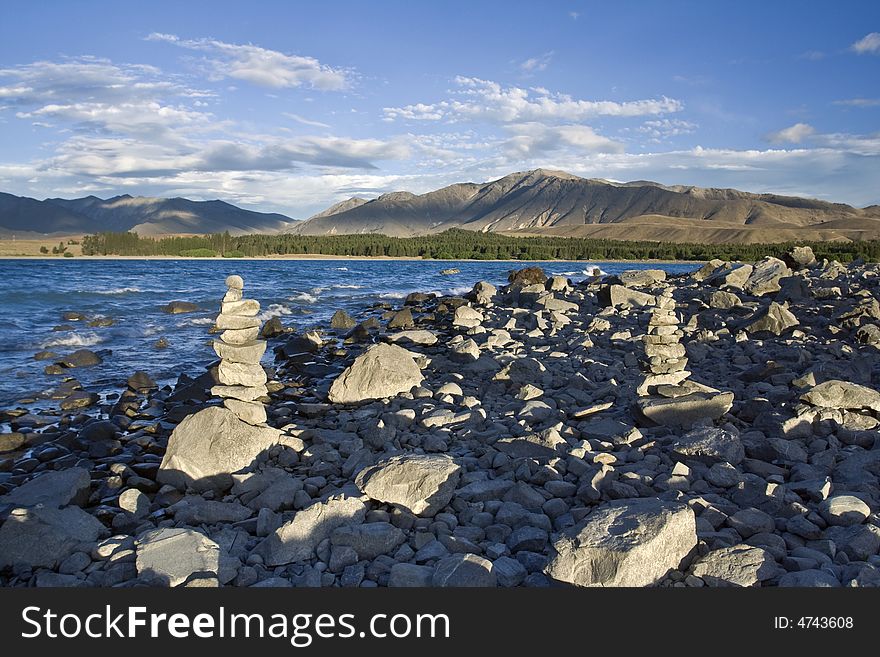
[[1, 246, 879, 588]]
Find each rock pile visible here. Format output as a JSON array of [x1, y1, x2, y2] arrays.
[[636, 287, 734, 428], [210, 275, 269, 425]]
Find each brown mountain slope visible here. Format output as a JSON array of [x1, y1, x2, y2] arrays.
[[291, 169, 880, 242]]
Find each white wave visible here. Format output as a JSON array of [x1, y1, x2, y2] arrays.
[[183, 317, 215, 326], [378, 292, 406, 300], [582, 266, 607, 276], [446, 285, 471, 296], [143, 325, 162, 336], [310, 287, 327, 295], [42, 332, 103, 348], [290, 292, 318, 304], [91, 286, 141, 295], [258, 303, 293, 321], [331, 284, 363, 290], [333, 267, 349, 271], [552, 271, 578, 276]]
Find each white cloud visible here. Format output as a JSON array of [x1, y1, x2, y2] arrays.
[[519, 52, 554, 75], [383, 77, 683, 123], [833, 98, 880, 107], [146, 33, 352, 90], [767, 122, 815, 144], [637, 118, 698, 141], [282, 112, 331, 129], [503, 123, 623, 157], [852, 32, 880, 54]]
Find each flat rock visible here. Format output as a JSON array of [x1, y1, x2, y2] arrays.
[[212, 339, 266, 364], [328, 343, 424, 404], [0, 506, 109, 569], [330, 522, 406, 560], [0, 467, 90, 511], [386, 330, 439, 346], [600, 284, 655, 308], [690, 545, 781, 587], [355, 454, 461, 517], [254, 494, 367, 566], [545, 497, 697, 587], [136, 527, 224, 587], [171, 497, 253, 525], [158, 406, 280, 491], [218, 361, 268, 387], [432, 553, 496, 587], [162, 301, 200, 314], [744, 257, 791, 296], [801, 380, 880, 413], [639, 392, 734, 428], [452, 305, 484, 329]]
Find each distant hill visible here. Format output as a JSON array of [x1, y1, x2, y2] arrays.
[[0, 193, 295, 237], [291, 169, 880, 243], [3, 169, 880, 243]]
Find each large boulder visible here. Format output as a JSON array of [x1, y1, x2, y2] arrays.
[[545, 498, 697, 587], [0, 467, 90, 512], [136, 527, 230, 586], [508, 267, 547, 287], [638, 392, 734, 428], [785, 245, 817, 269], [599, 284, 655, 309], [619, 269, 666, 288], [0, 506, 109, 569], [468, 281, 497, 305], [801, 380, 880, 413], [705, 263, 754, 290], [355, 454, 461, 517], [254, 494, 367, 566], [452, 306, 484, 329], [158, 407, 280, 491], [745, 302, 799, 336], [744, 257, 791, 297], [328, 343, 424, 404]]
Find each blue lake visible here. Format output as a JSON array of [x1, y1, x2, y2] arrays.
[[0, 258, 700, 407]]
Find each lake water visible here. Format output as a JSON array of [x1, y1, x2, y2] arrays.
[[0, 258, 700, 408]]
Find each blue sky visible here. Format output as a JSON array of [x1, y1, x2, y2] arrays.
[[1, 0, 878, 216]]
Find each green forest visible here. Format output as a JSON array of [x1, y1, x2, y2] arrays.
[[80, 229, 880, 262]]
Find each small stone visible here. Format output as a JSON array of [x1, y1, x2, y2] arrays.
[[432, 553, 496, 587], [819, 495, 871, 527]]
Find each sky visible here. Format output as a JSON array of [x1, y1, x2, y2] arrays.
[[0, 0, 878, 217]]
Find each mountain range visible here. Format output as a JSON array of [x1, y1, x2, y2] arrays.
[[3, 169, 879, 244], [0, 192, 293, 237]]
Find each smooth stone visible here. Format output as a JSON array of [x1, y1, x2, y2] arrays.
[[212, 339, 267, 364], [819, 495, 871, 527], [432, 553, 496, 587], [218, 361, 268, 387], [211, 384, 269, 402], [0, 467, 90, 511], [223, 398, 268, 425], [355, 454, 461, 517], [0, 506, 109, 569], [221, 299, 260, 317], [328, 343, 424, 404], [220, 327, 261, 344]]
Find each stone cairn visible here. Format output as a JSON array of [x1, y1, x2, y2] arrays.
[[636, 288, 690, 396], [209, 275, 269, 425]]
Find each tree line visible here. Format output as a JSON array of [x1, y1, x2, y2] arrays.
[[80, 229, 880, 262]]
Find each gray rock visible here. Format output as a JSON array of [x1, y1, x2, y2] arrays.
[[56, 349, 103, 368], [136, 527, 224, 587], [388, 563, 434, 587], [778, 569, 841, 587], [162, 301, 200, 314], [158, 406, 280, 491], [386, 330, 439, 346], [786, 246, 817, 269], [330, 310, 357, 330], [728, 508, 775, 538], [745, 302, 799, 336], [330, 522, 405, 559], [600, 284, 655, 309], [744, 257, 791, 296], [545, 498, 697, 587], [819, 495, 871, 527], [171, 497, 253, 525], [355, 454, 461, 517], [254, 494, 367, 566], [619, 269, 666, 287], [493, 556, 528, 587], [0, 467, 90, 511], [469, 281, 497, 305], [639, 392, 734, 428], [328, 343, 424, 404], [432, 553, 496, 587], [671, 427, 744, 465], [118, 488, 149, 519], [452, 306, 484, 329], [801, 380, 880, 413], [0, 506, 108, 569], [691, 545, 781, 587]]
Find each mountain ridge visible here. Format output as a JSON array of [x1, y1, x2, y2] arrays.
[[2, 168, 879, 243]]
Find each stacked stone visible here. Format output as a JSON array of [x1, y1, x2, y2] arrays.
[[637, 289, 691, 396], [210, 275, 269, 425]]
